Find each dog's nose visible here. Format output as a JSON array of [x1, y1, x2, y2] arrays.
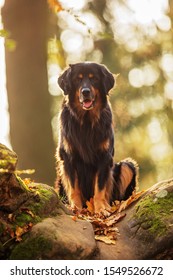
[[81, 87, 90, 95]]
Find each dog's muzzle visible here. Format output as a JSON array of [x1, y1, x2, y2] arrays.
[[79, 87, 95, 110]]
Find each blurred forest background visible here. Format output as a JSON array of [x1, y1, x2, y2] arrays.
[[0, 0, 173, 189]]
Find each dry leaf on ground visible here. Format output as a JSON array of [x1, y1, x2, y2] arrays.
[[118, 190, 145, 213], [95, 235, 116, 245], [69, 190, 144, 245], [15, 223, 33, 242]]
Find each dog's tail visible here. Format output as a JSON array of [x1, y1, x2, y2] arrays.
[[112, 158, 139, 202]]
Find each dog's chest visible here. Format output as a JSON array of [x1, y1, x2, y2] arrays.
[[61, 105, 113, 162], [65, 119, 108, 162]]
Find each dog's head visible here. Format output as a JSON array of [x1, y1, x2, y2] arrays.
[[58, 62, 115, 111]]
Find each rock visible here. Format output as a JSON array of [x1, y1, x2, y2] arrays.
[[0, 174, 30, 212], [10, 214, 97, 260], [0, 143, 96, 260], [1, 180, 97, 260], [0, 144, 28, 212], [0, 144, 18, 171], [123, 178, 173, 259], [96, 178, 173, 260]]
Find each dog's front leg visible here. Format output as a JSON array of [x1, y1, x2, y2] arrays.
[[57, 150, 83, 210], [69, 183, 83, 210], [62, 170, 83, 210], [93, 169, 113, 216]]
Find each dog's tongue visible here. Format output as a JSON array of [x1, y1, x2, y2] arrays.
[[83, 100, 92, 108]]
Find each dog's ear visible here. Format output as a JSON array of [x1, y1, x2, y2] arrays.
[[100, 65, 115, 95], [58, 66, 72, 95]]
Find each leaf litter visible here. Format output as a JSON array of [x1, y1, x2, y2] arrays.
[[70, 190, 145, 245]]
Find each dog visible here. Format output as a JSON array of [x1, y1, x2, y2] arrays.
[[55, 62, 138, 215]]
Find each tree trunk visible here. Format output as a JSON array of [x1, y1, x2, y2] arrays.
[[2, 0, 55, 185]]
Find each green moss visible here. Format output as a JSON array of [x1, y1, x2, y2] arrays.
[[9, 235, 52, 260], [16, 176, 30, 191], [29, 184, 58, 215], [37, 186, 53, 200], [3, 185, 55, 233], [29, 203, 42, 214], [15, 213, 33, 227], [0, 159, 17, 169], [15, 212, 42, 227], [28, 188, 52, 213], [135, 192, 173, 236], [0, 144, 17, 170]]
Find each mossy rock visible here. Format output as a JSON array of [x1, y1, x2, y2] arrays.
[[133, 191, 173, 236], [9, 215, 96, 260], [0, 144, 18, 171], [128, 179, 173, 237], [9, 235, 53, 260], [0, 173, 29, 213], [124, 179, 173, 259], [0, 144, 74, 260], [0, 181, 66, 259], [96, 179, 173, 260]]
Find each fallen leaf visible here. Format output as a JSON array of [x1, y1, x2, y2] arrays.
[[110, 202, 120, 213], [71, 216, 77, 222], [8, 213, 15, 222], [86, 198, 94, 214], [23, 178, 32, 185], [15, 226, 24, 242], [105, 213, 126, 226], [69, 191, 145, 246], [118, 190, 145, 213], [106, 231, 117, 240], [90, 219, 106, 228], [28, 222, 33, 228], [20, 208, 35, 218], [118, 200, 129, 213], [107, 226, 119, 233], [94, 228, 104, 235], [5, 226, 15, 238], [95, 235, 116, 245], [15, 223, 33, 242], [10, 230, 15, 238]]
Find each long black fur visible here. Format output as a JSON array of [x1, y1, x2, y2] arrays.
[[56, 62, 138, 210]]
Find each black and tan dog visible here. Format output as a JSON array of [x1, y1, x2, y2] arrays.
[[55, 62, 138, 215]]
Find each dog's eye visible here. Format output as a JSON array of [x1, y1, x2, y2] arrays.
[[88, 74, 98, 82], [77, 74, 83, 80], [90, 76, 98, 83], [73, 75, 83, 83]]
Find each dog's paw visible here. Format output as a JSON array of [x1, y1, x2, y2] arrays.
[[94, 200, 111, 217], [71, 201, 82, 211]]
